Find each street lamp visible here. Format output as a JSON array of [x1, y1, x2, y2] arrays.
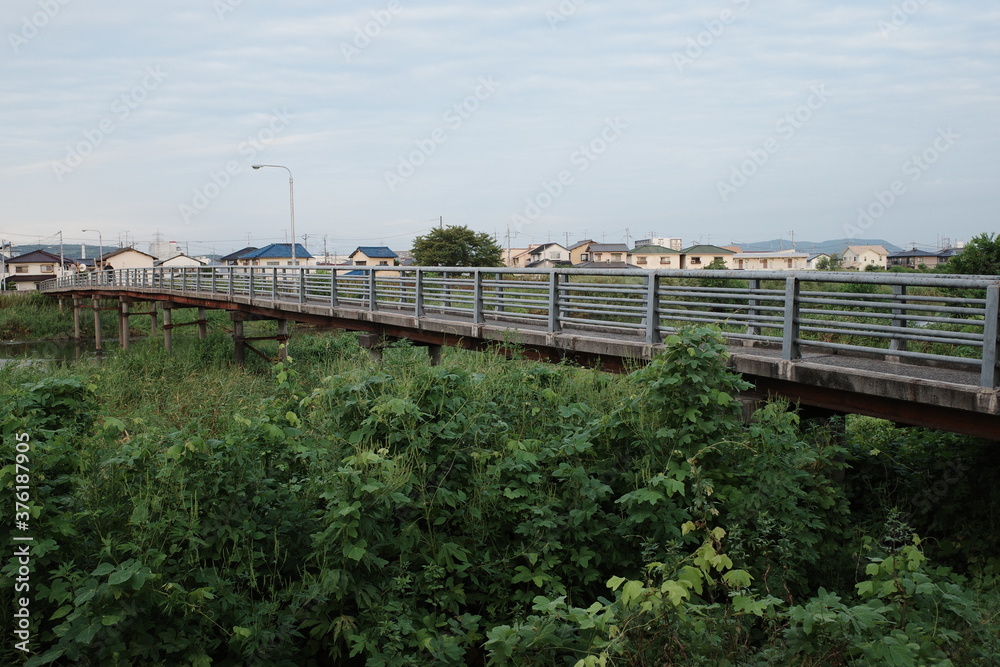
[[82, 229, 103, 271], [251, 164, 296, 266]]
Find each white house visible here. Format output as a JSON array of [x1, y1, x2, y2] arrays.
[[100, 247, 157, 271], [731, 249, 809, 271], [3, 250, 75, 290], [842, 245, 888, 270], [155, 254, 206, 268], [237, 243, 315, 267]]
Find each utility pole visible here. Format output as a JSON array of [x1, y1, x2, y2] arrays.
[[624, 227, 631, 247], [440, 215, 443, 230], [323, 235, 329, 263], [789, 230, 795, 250], [564, 232, 570, 247], [58, 231, 64, 279]]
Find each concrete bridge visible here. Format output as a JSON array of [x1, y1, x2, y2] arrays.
[[41, 266, 1000, 440]]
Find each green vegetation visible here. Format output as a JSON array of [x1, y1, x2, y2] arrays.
[[1, 319, 998, 665], [411, 225, 504, 267], [943, 232, 1000, 276]]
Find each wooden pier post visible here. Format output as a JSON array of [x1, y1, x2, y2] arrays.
[[231, 312, 246, 366], [92, 297, 102, 352], [162, 304, 173, 355], [72, 298, 81, 341], [197, 307, 207, 340], [119, 298, 130, 351]]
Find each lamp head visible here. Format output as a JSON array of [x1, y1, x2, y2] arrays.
[[252, 165, 262, 170]]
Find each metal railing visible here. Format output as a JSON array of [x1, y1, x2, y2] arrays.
[[41, 266, 1000, 388]]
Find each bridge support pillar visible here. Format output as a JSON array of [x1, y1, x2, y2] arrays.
[[277, 319, 289, 361], [149, 303, 157, 336], [92, 297, 102, 353], [118, 298, 130, 351], [428, 344, 442, 366], [72, 298, 81, 341], [232, 317, 246, 366], [162, 304, 173, 355]]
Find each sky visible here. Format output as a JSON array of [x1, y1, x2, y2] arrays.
[[1, 1, 998, 259]]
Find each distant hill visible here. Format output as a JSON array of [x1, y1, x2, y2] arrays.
[[734, 238, 903, 256]]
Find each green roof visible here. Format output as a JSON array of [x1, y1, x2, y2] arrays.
[[681, 244, 735, 254], [631, 244, 679, 254]]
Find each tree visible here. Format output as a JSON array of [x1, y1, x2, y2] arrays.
[[941, 232, 1000, 276], [411, 225, 503, 268], [815, 253, 845, 271]]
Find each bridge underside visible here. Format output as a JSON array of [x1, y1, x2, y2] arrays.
[[52, 288, 1000, 441]]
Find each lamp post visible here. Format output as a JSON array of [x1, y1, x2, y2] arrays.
[[82, 229, 103, 271], [251, 164, 296, 266]]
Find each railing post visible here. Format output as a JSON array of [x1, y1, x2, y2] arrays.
[[981, 284, 1000, 388], [889, 284, 908, 354], [196, 267, 202, 293], [299, 269, 306, 304], [548, 271, 561, 333], [645, 273, 660, 344], [330, 268, 339, 308], [249, 268, 256, 299], [211, 267, 217, 294], [228, 268, 235, 297], [368, 268, 378, 311], [415, 270, 424, 316], [443, 271, 451, 310], [272, 268, 278, 299], [495, 275, 505, 313], [746, 278, 761, 337], [473, 270, 484, 324], [782, 276, 801, 361]]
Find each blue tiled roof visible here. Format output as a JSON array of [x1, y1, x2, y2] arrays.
[[241, 243, 312, 259], [352, 246, 397, 259], [342, 269, 367, 276]]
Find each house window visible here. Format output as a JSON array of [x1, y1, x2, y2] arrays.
[[691, 257, 702, 265], [41, 265, 53, 272], [266, 261, 279, 266], [762, 260, 768, 269], [659, 257, 671, 265], [636, 256, 647, 265], [787, 259, 793, 268], [378, 261, 388, 266], [738, 259, 744, 269], [15, 266, 28, 273], [355, 260, 366, 266], [611, 253, 621, 261], [594, 253, 602, 261], [580, 253, 589, 261]]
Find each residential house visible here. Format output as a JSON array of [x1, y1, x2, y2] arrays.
[[525, 242, 570, 267], [99, 247, 157, 271], [349, 246, 399, 267], [3, 249, 75, 290], [731, 249, 809, 271], [155, 254, 206, 268], [887, 248, 959, 270], [219, 247, 257, 266], [503, 247, 530, 267], [679, 244, 736, 269], [508, 246, 537, 268], [807, 253, 830, 270], [237, 243, 314, 267], [628, 244, 682, 269], [574, 261, 641, 270], [568, 240, 596, 265], [842, 245, 888, 270], [586, 243, 629, 264]]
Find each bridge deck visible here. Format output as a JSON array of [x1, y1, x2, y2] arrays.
[[42, 267, 1000, 439]]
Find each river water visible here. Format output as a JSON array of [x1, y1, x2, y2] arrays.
[[0, 339, 119, 365]]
